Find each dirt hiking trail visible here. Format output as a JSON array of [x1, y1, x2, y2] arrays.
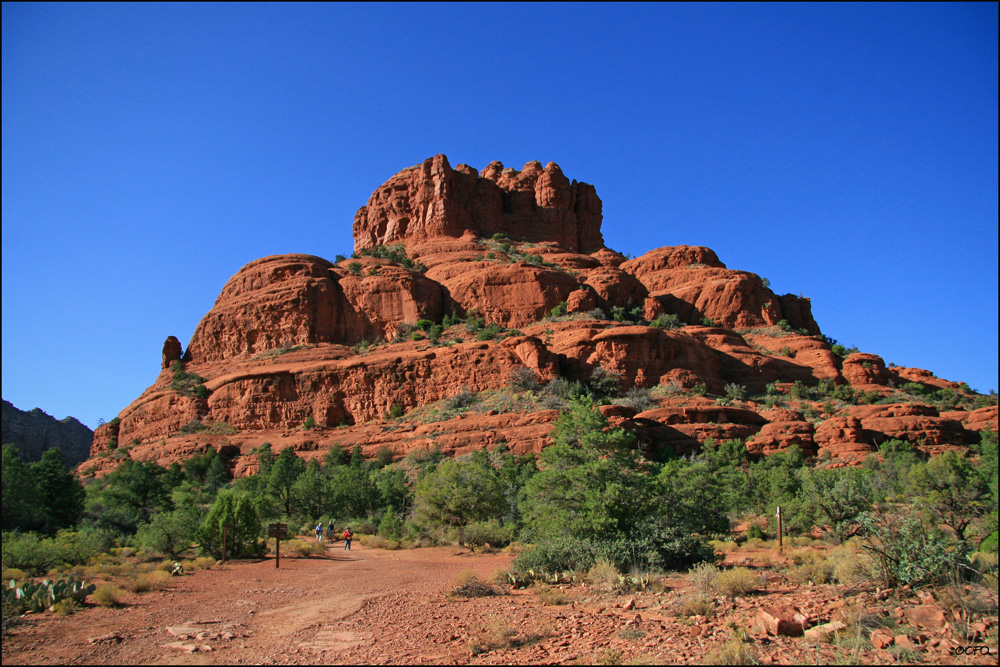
[[2, 540, 996, 665]]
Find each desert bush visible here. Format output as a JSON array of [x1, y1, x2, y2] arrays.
[[710, 539, 738, 553], [508, 366, 542, 392], [533, 584, 573, 605], [828, 545, 872, 585], [287, 539, 326, 558], [687, 561, 719, 596], [714, 567, 759, 598], [858, 507, 970, 587], [91, 584, 127, 607], [706, 633, 758, 665], [2, 568, 27, 584], [614, 387, 656, 412], [649, 313, 683, 330], [787, 559, 834, 585], [461, 520, 515, 550], [190, 557, 215, 570], [127, 570, 172, 593], [52, 598, 80, 616], [676, 593, 715, 617], [587, 559, 620, 592], [450, 572, 500, 598]]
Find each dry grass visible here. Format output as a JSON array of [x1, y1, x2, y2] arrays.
[[1, 568, 27, 583], [710, 539, 738, 553], [466, 614, 546, 655], [91, 584, 128, 607], [704, 636, 757, 665], [359, 534, 401, 550], [587, 559, 620, 592], [450, 571, 501, 598], [687, 561, 719, 596], [675, 593, 715, 617], [453, 569, 478, 587], [714, 567, 759, 598], [533, 584, 573, 605], [52, 598, 80, 616], [286, 539, 327, 558], [127, 569, 173, 593]]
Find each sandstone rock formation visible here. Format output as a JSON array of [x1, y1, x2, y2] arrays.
[[77, 155, 995, 477]]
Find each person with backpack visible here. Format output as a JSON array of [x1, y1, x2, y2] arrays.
[[315, 522, 324, 543], [327, 519, 335, 543], [342, 526, 353, 551]]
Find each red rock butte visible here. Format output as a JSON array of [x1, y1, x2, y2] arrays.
[[79, 155, 997, 478]]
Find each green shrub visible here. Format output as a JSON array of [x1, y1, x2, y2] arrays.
[[858, 507, 970, 587], [347, 261, 362, 275], [462, 520, 515, 550], [650, 313, 682, 330]]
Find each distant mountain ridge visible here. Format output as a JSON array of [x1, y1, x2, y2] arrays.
[[2, 399, 93, 466]]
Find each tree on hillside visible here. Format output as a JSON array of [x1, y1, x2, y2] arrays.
[[794, 465, 872, 542], [412, 456, 505, 544], [32, 448, 85, 533], [908, 450, 990, 542], [519, 398, 653, 541], [2, 444, 38, 531], [267, 447, 305, 518]]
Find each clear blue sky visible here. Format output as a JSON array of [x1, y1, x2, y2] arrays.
[[3, 3, 997, 429]]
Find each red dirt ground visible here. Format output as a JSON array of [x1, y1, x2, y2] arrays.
[[2, 540, 997, 665]]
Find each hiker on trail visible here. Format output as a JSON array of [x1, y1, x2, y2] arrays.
[[343, 527, 353, 551], [327, 520, 335, 542], [315, 522, 324, 543]]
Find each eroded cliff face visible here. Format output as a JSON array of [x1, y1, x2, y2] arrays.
[[78, 155, 994, 477]]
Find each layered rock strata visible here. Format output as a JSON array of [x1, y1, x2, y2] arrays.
[[78, 155, 994, 477]]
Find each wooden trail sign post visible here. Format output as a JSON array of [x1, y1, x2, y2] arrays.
[[776, 506, 783, 552], [268, 523, 288, 568]]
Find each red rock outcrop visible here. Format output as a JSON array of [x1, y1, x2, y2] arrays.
[[620, 246, 820, 334], [353, 155, 604, 254], [79, 154, 991, 476], [183, 254, 443, 363]]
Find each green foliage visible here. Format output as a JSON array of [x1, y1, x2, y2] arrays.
[[610, 304, 644, 323], [413, 457, 506, 544], [133, 506, 201, 558], [794, 466, 872, 542], [197, 490, 265, 559], [387, 404, 405, 419], [86, 459, 170, 534], [347, 261, 362, 275], [508, 366, 542, 392], [357, 244, 427, 272], [302, 415, 316, 430], [267, 447, 305, 518], [550, 301, 568, 318], [1, 529, 112, 575], [520, 399, 660, 548], [859, 506, 970, 587], [586, 366, 622, 400], [327, 465, 381, 521], [649, 313, 683, 330], [461, 519, 516, 550], [169, 361, 208, 396], [908, 450, 991, 542]]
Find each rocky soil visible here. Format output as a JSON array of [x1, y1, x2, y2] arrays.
[[3, 540, 996, 665]]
